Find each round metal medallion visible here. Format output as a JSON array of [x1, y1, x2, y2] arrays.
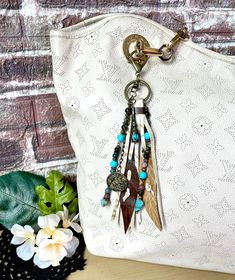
[[107, 172, 128, 192]]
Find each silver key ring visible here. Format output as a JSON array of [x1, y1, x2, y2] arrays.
[[124, 79, 152, 103]]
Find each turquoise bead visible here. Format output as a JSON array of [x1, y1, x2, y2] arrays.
[[135, 198, 144, 212], [139, 171, 147, 180], [144, 132, 150, 140], [105, 187, 111, 194], [100, 198, 108, 207], [132, 133, 139, 142], [117, 133, 125, 142], [110, 160, 118, 168]]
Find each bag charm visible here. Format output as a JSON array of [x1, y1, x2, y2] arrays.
[[101, 29, 189, 233]]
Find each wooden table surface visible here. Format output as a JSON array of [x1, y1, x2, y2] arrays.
[[68, 250, 235, 280]]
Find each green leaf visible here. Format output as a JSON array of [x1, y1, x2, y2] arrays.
[[35, 170, 78, 215], [0, 171, 47, 231], [67, 197, 78, 213]]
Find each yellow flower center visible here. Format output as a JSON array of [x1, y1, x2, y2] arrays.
[[45, 227, 56, 236]]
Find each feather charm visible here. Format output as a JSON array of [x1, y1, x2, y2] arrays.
[[135, 99, 162, 230]]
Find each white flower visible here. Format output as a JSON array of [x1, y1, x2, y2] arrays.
[[10, 224, 35, 261], [36, 213, 72, 245], [11, 212, 80, 268], [33, 236, 80, 268], [33, 239, 68, 268], [57, 205, 82, 233], [33, 213, 80, 268], [34, 233, 79, 268]]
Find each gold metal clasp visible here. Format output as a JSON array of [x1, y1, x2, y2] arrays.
[[140, 46, 163, 56], [135, 28, 189, 60], [159, 27, 189, 61], [167, 27, 189, 49], [123, 34, 150, 73], [123, 27, 190, 66]]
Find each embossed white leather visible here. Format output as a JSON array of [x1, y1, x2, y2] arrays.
[[50, 13, 235, 274]]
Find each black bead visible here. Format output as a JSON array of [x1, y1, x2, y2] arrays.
[[115, 146, 121, 152], [112, 152, 119, 158], [144, 153, 149, 159], [125, 107, 132, 115], [138, 190, 144, 197]]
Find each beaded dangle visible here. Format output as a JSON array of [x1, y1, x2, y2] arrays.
[[100, 35, 163, 233], [100, 81, 162, 232], [100, 103, 132, 207], [100, 29, 189, 233]]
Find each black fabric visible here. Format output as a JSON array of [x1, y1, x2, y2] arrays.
[[0, 224, 86, 280]]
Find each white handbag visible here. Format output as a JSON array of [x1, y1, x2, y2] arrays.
[[49, 13, 235, 274]]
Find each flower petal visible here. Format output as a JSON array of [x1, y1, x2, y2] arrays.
[[24, 225, 34, 233], [36, 229, 51, 245], [71, 213, 80, 223], [70, 222, 82, 233], [56, 210, 64, 220], [33, 254, 51, 269], [16, 239, 35, 261], [64, 236, 79, 257], [11, 224, 26, 237], [37, 238, 55, 249], [52, 228, 73, 243], [63, 205, 69, 220], [58, 205, 70, 227], [11, 236, 26, 245], [36, 239, 67, 263], [38, 214, 60, 229]]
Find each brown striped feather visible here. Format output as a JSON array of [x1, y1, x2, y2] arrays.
[[142, 156, 162, 231]]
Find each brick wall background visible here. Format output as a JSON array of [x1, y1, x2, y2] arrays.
[[0, 0, 234, 176]]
